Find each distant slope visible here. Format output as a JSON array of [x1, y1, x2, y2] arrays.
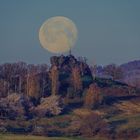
[[120, 60, 140, 71], [94, 60, 140, 87], [120, 60, 140, 87]]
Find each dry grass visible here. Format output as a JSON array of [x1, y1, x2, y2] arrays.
[[0, 134, 84, 140], [108, 100, 140, 136], [73, 109, 93, 116], [115, 100, 140, 115], [73, 108, 104, 117]]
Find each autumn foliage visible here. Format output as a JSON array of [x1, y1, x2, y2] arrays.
[[84, 83, 102, 109], [71, 66, 82, 92], [27, 73, 41, 99], [50, 65, 59, 95]]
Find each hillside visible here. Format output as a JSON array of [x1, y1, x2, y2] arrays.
[[0, 55, 140, 140], [120, 60, 140, 87], [94, 60, 140, 88]]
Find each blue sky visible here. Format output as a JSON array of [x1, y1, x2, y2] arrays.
[[0, 0, 140, 65]]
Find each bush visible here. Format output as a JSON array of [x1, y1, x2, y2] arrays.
[[31, 95, 63, 117], [79, 112, 110, 137], [0, 93, 32, 119]]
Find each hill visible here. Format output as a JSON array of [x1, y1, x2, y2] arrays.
[[120, 60, 140, 87], [94, 60, 140, 88], [0, 55, 140, 140]]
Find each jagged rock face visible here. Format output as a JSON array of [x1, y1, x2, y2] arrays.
[[50, 55, 77, 68], [50, 55, 92, 76], [49, 55, 93, 95]]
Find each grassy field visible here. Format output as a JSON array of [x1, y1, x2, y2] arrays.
[[1, 97, 140, 140], [0, 134, 109, 140], [0, 134, 83, 140]]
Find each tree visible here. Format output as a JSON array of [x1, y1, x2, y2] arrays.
[[11, 62, 27, 94], [37, 64, 49, 96], [78, 56, 87, 64], [0, 79, 9, 97], [27, 73, 41, 99], [90, 60, 97, 79], [0, 93, 31, 119], [131, 77, 140, 88], [103, 64, 123, 80], [0, 62, 28, 95], [71, 66, 82, 92], [50, 65, 59, 95], [84, 83, 102, 109], [1, 63, 14, 95]]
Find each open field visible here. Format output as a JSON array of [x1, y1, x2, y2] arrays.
[[0, 134, 83, 140], [1, 134, 140, 140], [0, 134, 109, 140]]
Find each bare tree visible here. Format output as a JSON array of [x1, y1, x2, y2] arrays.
[[0, 79, 9, 97], [90, 60, 97, 79], [103, 64, 123, 80]]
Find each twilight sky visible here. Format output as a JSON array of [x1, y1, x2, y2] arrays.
[[0, 0, 140, 65]]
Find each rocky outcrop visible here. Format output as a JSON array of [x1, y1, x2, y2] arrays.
[[49, 55, 93, 96]]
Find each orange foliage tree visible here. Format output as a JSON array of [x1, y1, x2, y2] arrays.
[[84, 83, 102, 109], [50, 65, 59, 95], [71, 66, 82, 92], [27, 73, 41, 99]]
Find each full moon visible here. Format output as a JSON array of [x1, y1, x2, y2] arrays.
[[39, 16, 78, 53]]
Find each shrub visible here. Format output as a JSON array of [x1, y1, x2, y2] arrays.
[[0, 93, 31, 119], [79, 112, 110, 137], [31, 95, 63, 117]]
